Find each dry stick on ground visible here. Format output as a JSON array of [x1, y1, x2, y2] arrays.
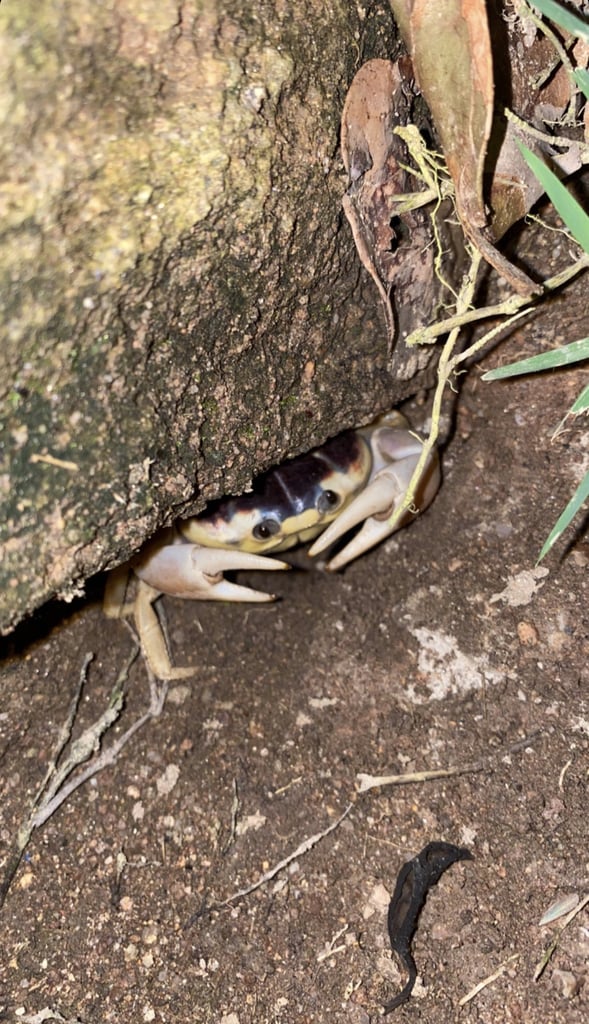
[[460, 953, 521, 1006], [221, 777, 240, 855], [0, 642, 169, 909], [32, 651, 167, 828], [219, 803, 354, 907], [357, 728, 544, 792], [356, 764, 486, 793], [0, 651, 93, 908]]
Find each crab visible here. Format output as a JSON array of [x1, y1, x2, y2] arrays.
[[105, 411, 440, 679]]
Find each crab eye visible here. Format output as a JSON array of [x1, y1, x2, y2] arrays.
[[317, 488, 341, 514], [252, 517, 281, 541]]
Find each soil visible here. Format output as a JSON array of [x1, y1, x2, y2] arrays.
[[1, 273, 587, 1023]]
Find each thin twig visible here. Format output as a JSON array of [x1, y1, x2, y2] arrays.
[[385, 246, 588, 538], [357, 730, 543, 793], [0, 643, 169, 909], [460, 953, 520, 1005], [0, 655, 94, 908], [406, 254, 589, 346], [33, 652, 93, 806], [29, 452, 79, 472], [357, 764, 485, 793], [221, 803, 354, 906], [504, 107, 589, 155], [384, 246, 483, 536], [558, 758, 573, 790], [317, 924, 349, 963], [222, 778, 240, 855], [33, 661, 166, 827]]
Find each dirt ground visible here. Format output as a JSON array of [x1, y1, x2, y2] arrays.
[[1, 268, 588, 1023]]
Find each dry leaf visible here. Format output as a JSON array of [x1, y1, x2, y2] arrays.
[[390, 0, 540, 295], [340, 58, 464, 352], [402, 0, 493, 230]]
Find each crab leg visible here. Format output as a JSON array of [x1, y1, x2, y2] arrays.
[[105, 528, 290, 679], [117, 529, 290, 679]]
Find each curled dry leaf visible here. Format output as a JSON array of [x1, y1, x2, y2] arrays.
[[487, 4, 589, 239], [395, 0, 494, 230], [341, 5, 588, 343], [390, 1, 589, 292], [340, 58, 464, 357], [340, 59, 405, 344], [390, 0, 541, 296]]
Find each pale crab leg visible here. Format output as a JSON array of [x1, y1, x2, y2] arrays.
[[308, 433, 440, 571], [127, 531, 290, 679], [133, 581, 196, 680]]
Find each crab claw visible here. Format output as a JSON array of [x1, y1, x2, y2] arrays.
[[134, 528, 289, 603], [308, 447, 440, 571]]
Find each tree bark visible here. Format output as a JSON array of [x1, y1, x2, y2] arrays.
[[0, 0, 444, 633]]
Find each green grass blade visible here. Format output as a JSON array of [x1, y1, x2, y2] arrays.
[[538, 470, 589, 561], [499, 4, 589, 564], [482, 337, 589, 379], [528, 0, 589, 40], [517, 143, 589, 253], [554, 382, 589, 434], [570, 382, 589, 415], [574, 68, 589, 101]]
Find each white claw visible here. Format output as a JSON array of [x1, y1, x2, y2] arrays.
[[324, 515, 398, 571], [134, 529, 289, 602], [308, 447, 441, 571], [308, 473, 400, 558], [185, 576, 281, 603]]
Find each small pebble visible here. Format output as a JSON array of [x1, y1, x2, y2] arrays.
[[517, 621, 539, 646], [551, 968, 580, 999]]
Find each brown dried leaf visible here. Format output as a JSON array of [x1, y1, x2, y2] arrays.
[[340, 59, 406, 341], [391, 0, 541, 296], [489, 12, 588, 237], [391, 0, 492, 226], [340, 58, 464, 352], [413, 0, 492, 228]]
